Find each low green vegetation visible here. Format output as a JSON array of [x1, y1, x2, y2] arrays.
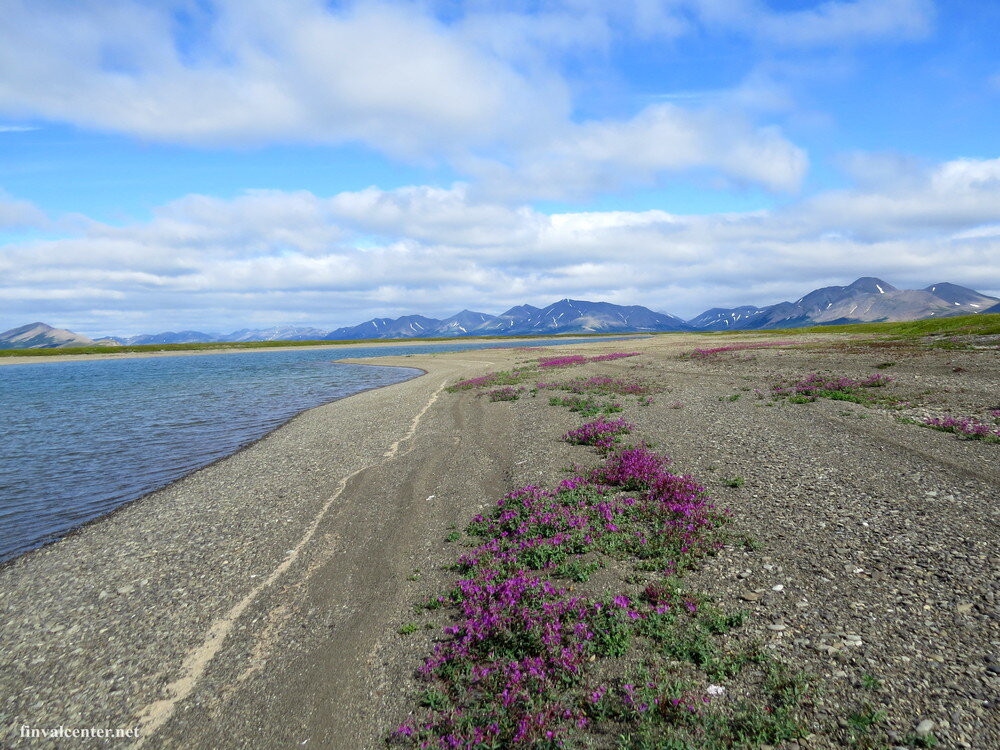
[[397, 355, 822, 748], [0, 332, 643, 358], [692, 312, 1000, 340], [549, 394, 623, 417], [844, 704, 888, 747]]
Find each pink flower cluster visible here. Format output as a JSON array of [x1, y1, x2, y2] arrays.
[[449, 373, 501, 390], [395, 440, 728, 747], [772, 372, 892, 397], [689, 341, 793, 358], [537, 375, 652, 396], [587, 445, 671, 490], [538, 354, 588, 368], [563, 417, 634, 449], [589, 352, 641, 362], [538, 352, 640, 368], [923, 415, 1000, 441]]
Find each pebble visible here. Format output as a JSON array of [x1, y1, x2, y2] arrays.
[[916, 719, 936, 737], [767, 623, 787, 631]]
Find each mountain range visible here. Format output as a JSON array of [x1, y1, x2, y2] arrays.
[[2, 277, 998, 349]]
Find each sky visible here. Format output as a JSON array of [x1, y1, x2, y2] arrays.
[[1, 0, 999, 336]]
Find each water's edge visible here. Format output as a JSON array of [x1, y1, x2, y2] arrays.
[[0, 364, 427, 570]]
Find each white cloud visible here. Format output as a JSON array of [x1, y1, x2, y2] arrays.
[[0, 0, 568, 157], [689, 0, 934, 45], [464, 103, 807, 198], [3, 154, 1000, 334], [467, 0, 934, 46], [0, 192, 46, 229], [327, 185, 545, 247], [805, 156, 1000, 238], [0, 0, 818, 199]]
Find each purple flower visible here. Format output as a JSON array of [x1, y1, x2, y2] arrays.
[[688, 341, 793, 358], [538, 355, 588, 368], [562, 418, 634, 449]]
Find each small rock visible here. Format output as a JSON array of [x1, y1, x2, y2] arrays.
[[956, 603, 974, 614], [741, 592, 761, 602], [767, 623, 787, 631], [772, 584, 784, 592], [916, 719, 935, 737]]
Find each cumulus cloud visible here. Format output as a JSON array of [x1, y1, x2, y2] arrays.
[[3, 153, 999, 335], [466, 104, 808, 197], [0, 192, 47, 229], [0, 0, 833, 199], [805, 156, 1000, 239], [0, 0, 568, 155]]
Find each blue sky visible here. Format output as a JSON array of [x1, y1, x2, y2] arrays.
[[0, 0, 998, 335]]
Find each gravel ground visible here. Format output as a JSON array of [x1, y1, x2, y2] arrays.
[[1, 334, 997, 749]]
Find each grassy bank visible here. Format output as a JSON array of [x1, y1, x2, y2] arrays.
[[693, 312, 1000, 340]]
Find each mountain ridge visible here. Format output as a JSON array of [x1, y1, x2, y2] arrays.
[[3, 278, 997, 348], [687, 277, 998, 331]]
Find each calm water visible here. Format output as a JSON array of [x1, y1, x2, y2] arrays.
[[0, 338, 612, 563]]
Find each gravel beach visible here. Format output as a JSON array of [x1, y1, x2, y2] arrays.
[[1, 334, 997, 749]]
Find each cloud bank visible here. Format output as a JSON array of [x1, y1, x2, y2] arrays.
[[0, 0, 933, 199], [2, 154, 997, 335]]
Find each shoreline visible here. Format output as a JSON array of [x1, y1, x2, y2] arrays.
[[0, 333, 650, 366], [0, 346, 505, 749], [0, 362, 428, 571]]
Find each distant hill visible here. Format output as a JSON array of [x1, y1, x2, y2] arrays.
[[475, 299, 690, 336], [5, 279, 998, 348], [687, 278, 999, 330], [0, 322, 104, 349], [434, 310, 497, 336], [321, 299, 692, 340], [221, 326, 328, 343], [119, 331, 218, 345], [326, 314, 445, 340]]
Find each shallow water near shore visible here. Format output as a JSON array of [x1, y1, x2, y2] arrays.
[[0, 337, 616, 563]]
